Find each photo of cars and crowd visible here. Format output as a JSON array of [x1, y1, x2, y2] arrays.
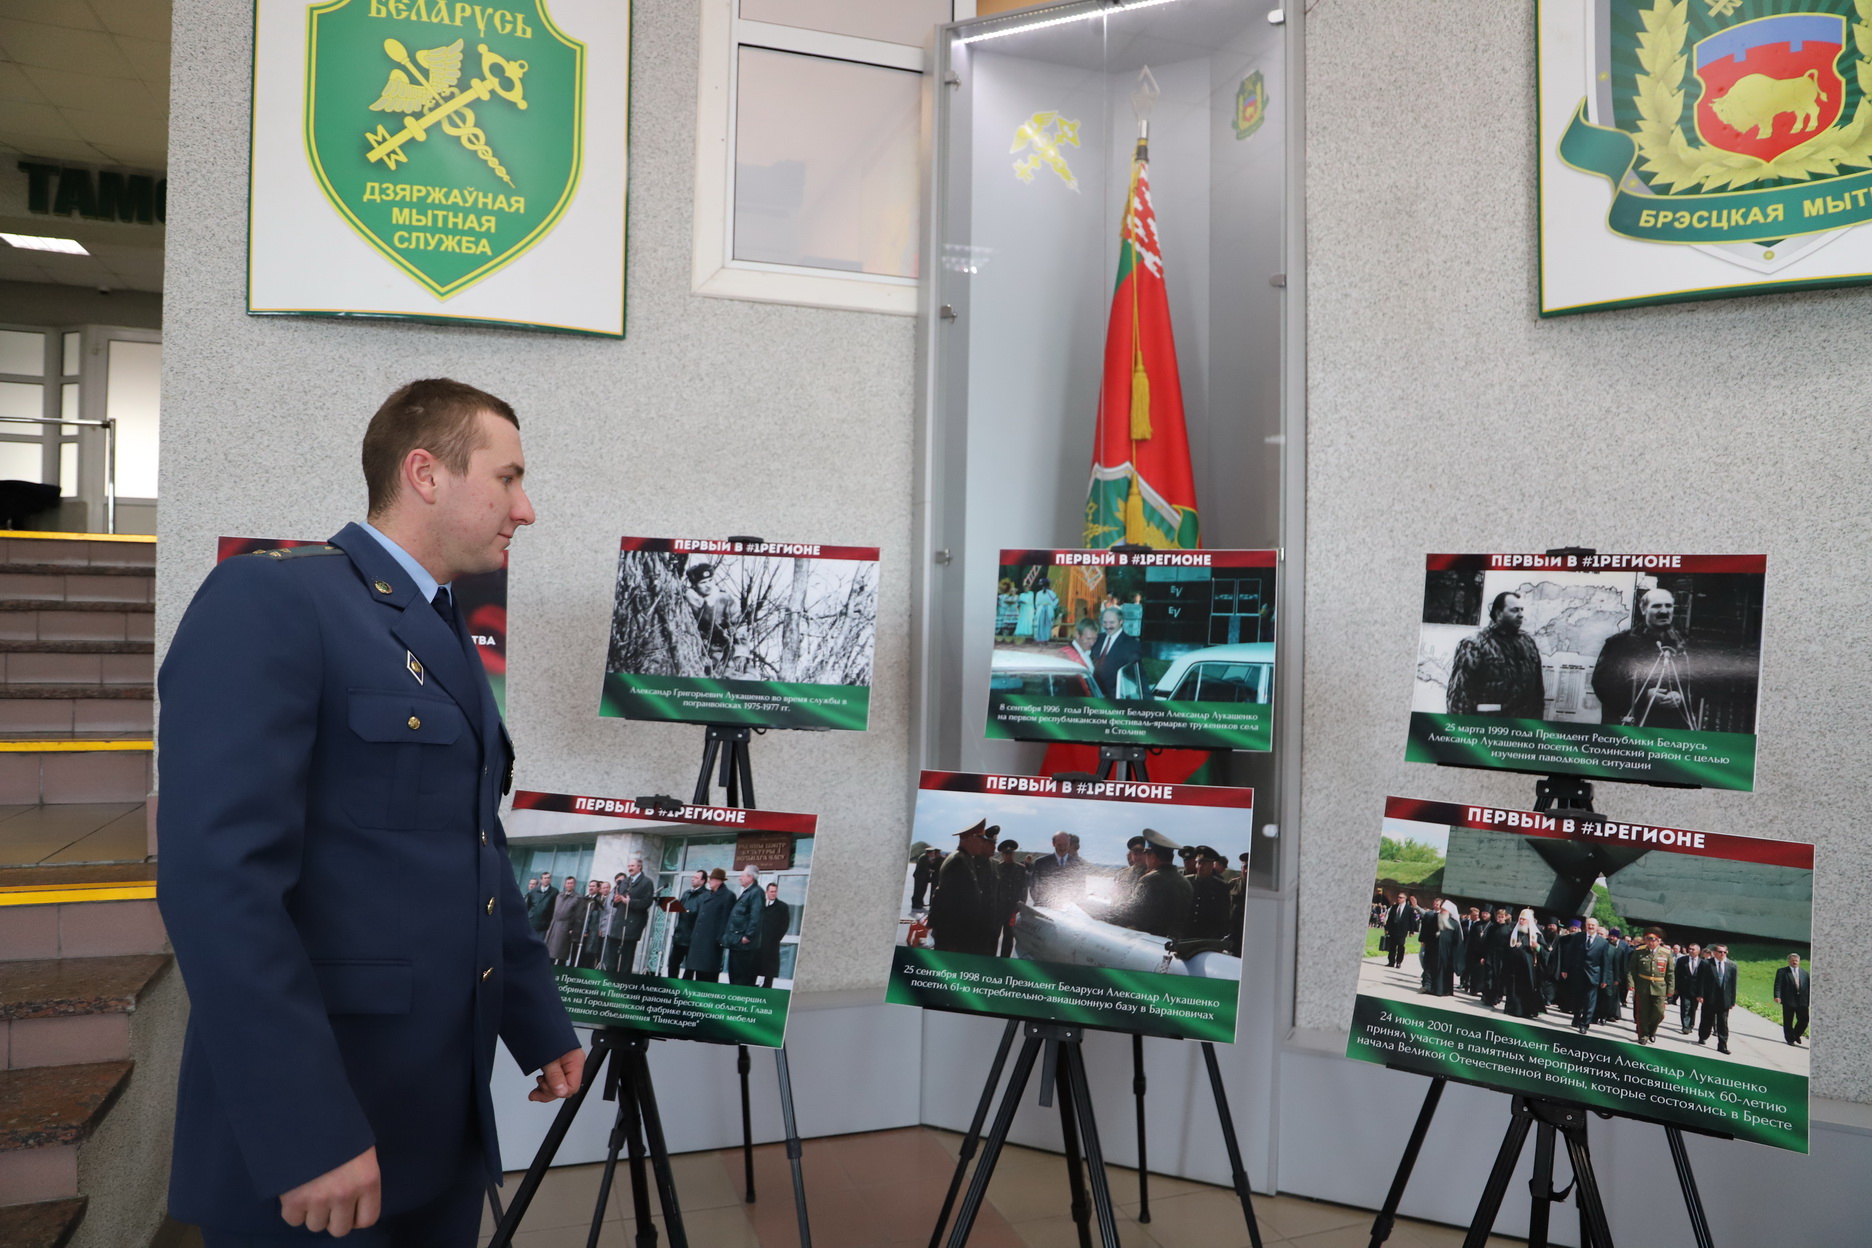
[[1413, 556, 1765, 734], [898, 779, 1253, 981], [1359, 804, 1813, 1080], [506, 791, 816, 992], [606, 538, 879, 687], [987, 549, 1278, 749]]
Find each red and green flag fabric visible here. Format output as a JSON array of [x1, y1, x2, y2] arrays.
[[1051, 136, 1216, 785], [1083, 137, 1199, 552]]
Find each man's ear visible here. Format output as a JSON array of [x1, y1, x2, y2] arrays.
[[402, 448, 442, 505]]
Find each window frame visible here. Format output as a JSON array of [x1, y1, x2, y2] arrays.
[[692, 0, 943, 316]]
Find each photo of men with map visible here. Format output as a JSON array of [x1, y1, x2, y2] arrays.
[[1407, 554, 1766, 789]]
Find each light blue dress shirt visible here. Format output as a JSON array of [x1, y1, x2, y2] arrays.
[[360, 521, 450, 606]]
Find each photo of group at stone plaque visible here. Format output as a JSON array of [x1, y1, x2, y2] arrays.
[[1360, 812, 1812, 1079], [898, 784, 1251, 980]]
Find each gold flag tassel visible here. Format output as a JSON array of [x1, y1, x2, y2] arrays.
[[1128, 222, 1152, 442]]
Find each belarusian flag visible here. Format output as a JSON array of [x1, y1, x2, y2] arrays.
[[1083, 136, 1198, 551], [1048, 132, 1216, 786]]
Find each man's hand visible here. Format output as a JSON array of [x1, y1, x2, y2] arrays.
[[280, 1146, 379, 1237], [530, 1046, 586, 1103]]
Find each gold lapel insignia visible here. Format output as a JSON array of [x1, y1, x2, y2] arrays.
[[374, 580, 394, 594], [407, 651, 424, 685]]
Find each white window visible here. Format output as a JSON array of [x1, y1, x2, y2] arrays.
[[693, 0, 958, 315]]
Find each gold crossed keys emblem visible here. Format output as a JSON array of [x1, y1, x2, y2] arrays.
[[365, 38, 528, 187]]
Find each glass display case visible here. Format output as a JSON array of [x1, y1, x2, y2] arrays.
[[912, 0, 1298, 889]]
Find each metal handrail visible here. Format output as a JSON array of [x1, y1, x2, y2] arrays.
[[0, 414, 117, 534]]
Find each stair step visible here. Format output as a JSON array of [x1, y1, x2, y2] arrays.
[[0, 703, 152, 736], [0, 576, 149, 608], [0, 1061, 132, 1152], [0, 866, 163, 962], [0, 565, 148, 579], [0, 642, 152, 656], [0, 1197, 86, 1248], [0, 688, 151, 701], [0, 956, 170, 1022], [0, 956, 169, 1070], [0, 602, 154, 615]]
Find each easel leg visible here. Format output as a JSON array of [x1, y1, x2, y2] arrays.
[[619, 1059, 659, 1248], [774, 1046, 813, 1248], [692, 735, 724, 806], [628, 1040, 690, 1248], [1201, 1042, 1264, 1248], [1558, 1111, 1614, 1248], [928, 1019, 1019, 1248], [1664, 1126, 1715, 1248], [1525, 1120, 1557, 1248], [738, 1045, 756, 1201], [943, 1033, 1045, 1248], [485, 1184, 505, 1231], [488, 1031, 613, 1248], [1061, 1035, 1122, 1248], [1052, 1041, 1093, 1248], [1368, 1076, 1444, 1247], [585, 1049, 636, 1248], [1461, 1097, 1535, 1248], [1131, 1033, 1150, 1223]]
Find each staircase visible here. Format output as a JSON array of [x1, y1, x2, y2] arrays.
[[0, 533, 171, 1248]]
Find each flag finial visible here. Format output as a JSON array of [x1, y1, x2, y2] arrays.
[[1131, 65, 1160, 143]]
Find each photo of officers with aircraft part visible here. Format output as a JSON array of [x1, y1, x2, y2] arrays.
[[887, 771, 1255, 1042]]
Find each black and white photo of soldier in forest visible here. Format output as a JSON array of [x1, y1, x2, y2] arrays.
[[608, 547, 879, 685]]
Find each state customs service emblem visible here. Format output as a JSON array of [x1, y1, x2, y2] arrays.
[[304, 0, 585, 297], [1233, 71, 1265, 140], [1560, 0, 1872, 273]]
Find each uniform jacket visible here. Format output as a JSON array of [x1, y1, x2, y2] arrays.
[[155, 524, 574, 1231], [930, 851, 1000, 955], [1446, 623, 1544, 717], [1123, 867, 1194, 941], [1626, 946, 1675, 997], [724, 882, 765, 950]]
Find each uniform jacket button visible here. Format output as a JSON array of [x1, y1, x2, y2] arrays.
[[486, 897, 495, 914], [408, 716, 421, 730], [481, 966, 493, 981]]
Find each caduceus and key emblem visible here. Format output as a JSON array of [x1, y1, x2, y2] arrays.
[[363, 38, 528, 187], [302, 0, 584, 299]]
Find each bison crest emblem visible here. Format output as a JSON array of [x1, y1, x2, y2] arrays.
[[1693, 15, 1846, 161]]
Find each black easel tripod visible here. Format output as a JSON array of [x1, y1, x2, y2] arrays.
[[489, 1027, 685, 1248], [687, 723, 813, 1245], [924, 1015, 1264, 1248], [1365, 769, 1718, 1248]]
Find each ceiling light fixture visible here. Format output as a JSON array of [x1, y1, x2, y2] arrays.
[[958, 0, 1183, 45], [1, 233, 90, 255]]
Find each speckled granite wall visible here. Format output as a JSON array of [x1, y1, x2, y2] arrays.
[[157, 0, 915, 994], [1299, 1, 1871, 1102]]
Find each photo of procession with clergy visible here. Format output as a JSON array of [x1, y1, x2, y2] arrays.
[[1414, 563, 1764, 733], [898, 785, 1252, 982], [1359, 816, 1813, 1079]]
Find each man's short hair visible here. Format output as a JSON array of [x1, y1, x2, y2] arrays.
[[362, 378, 518, 515], [1488, 591, 1519, 620], [1100, 607, 1123, 622]]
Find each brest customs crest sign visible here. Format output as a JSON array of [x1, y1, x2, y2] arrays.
[[249, 0, 628, 335], [1538, 0, 1872, 314]]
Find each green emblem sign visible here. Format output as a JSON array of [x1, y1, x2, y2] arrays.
[[1560, 0, 1872, 248], [304, 0, 585, 298], [1232, 70, 1265, 140]]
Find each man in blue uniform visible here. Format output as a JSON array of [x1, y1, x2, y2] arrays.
[[157, 379, 583, 1244]]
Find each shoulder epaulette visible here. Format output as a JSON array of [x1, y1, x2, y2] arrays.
[[252, 545, 343, 560]]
